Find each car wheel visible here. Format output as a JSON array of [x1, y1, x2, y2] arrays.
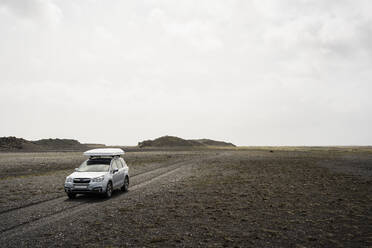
[[105, 181, 113, 198], [67, 193, 76, 199], [121, 176, 129, 192]]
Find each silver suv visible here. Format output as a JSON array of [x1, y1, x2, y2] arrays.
[[64, 148, 129, 199]]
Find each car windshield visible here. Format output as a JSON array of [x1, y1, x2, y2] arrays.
[[77, 158, 111, 172]]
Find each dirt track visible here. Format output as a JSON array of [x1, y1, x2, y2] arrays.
[[0, 149, 371, 247], [0, 151, 220, 247]]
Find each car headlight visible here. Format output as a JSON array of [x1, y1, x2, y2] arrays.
[[92, 175, 105, 182], [66, 177, 73, 183]]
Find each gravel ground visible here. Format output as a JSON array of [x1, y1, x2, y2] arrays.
[[0, 148, 371, 247], [0, 151, 207, 212]]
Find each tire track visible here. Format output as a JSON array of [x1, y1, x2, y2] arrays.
[[0, 157, 189, 215], [0, 154, 222, 240], [0, 160, 185, 233]]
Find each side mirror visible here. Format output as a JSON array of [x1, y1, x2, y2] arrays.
[[74, 168, 78, 172], [112, 169, 119, 174]]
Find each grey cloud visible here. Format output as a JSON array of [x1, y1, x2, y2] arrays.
[[0, 0, 62, 24], [0, 0, 371, 145]]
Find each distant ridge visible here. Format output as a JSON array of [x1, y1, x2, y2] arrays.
[[0, 137, 88, 152], [191, 139, 236, 147], [84, 143, 107, 149], [138, 136, 235, 148]]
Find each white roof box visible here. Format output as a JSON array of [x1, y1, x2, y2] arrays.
[[84, 148, 125, 157]]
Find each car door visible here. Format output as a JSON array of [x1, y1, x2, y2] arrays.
[[111, 159, 120, 189], [116, 159, 125, 186]]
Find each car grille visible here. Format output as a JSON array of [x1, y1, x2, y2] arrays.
[[73, 178, 91, 184]]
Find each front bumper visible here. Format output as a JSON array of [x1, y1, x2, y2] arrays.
[[64, 182, 106, 194]]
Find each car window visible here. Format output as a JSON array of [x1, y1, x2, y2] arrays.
[[87, 158, 111, 165], [116, 160, 123, 169], [78, 158, 111, 172]]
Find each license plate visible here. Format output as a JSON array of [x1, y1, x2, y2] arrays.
[[74, 185, 87, 189]]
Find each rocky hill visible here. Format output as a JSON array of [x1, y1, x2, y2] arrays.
[[0, 137, 88, 152], [138, 136, 235, 148]]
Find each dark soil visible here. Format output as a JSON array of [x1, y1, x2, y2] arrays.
[[0, 148, 371, 247]]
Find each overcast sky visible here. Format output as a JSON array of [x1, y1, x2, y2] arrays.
[[0, 0, 371, 146]]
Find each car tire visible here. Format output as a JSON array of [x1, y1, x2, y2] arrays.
[[105, 181, 113, 198], [67, 193, 76, 199], [121, 176, 129, 192]]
